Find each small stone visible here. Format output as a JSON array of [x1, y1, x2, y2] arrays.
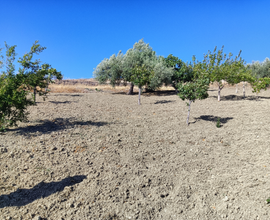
[[0, 147, 8, 154], [66, 202, 74, 208], [223, 196, 229, 201]]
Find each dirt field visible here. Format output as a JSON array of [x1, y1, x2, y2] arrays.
[[1, 85, 270, 219]]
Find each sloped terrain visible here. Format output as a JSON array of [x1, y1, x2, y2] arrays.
[[1, 87, 270, 219]]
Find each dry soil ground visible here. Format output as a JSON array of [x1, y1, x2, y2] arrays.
[[1, 86, 270, 219]]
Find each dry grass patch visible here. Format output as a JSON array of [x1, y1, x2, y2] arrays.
[[48, 78, 175, 93], [48, 78, 255, 94]]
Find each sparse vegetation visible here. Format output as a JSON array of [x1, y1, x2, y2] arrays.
[[216, 117, 221, 128]]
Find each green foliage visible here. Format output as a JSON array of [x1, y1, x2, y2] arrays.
[[93, 39, 173, 93], [18, 41, 62, 103], [130, 64, 154, 105], [131, 64, 154, 89], [244, 59, 270, 95], [196, 46, 249, 101], [247, 58, 270, 79], [146, 56, 173, 90], [206, 46, 245, 83], [123, 39, 157, 82], [177, 77, 209, 102], [0, 43, 33, 130], [94, 51, 124, 87], [165, 54, 193, 89], [0, 41, 62, 131], [0, 47, 3, 69], [216, 118, 221, 128], [177, 59, 209, 125], [251, 77, 270, 94]]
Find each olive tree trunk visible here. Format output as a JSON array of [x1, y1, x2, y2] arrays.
[[243, 81, 246, 98], [138, 87, 141, 105], [186, 100, 192, 125], [127, 83, 134, 95], [33, 87, 37, 104]]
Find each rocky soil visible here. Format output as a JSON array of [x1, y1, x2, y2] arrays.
[[1, 87, 270, 219]]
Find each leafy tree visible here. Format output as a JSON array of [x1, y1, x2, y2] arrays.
[[227, 63, 254, 98], [249, 77, 270, 100], [247, 58, 270, 79], [201, 46, 247, 101], [0, 43, 33, 130], [243, 58, 270, 99], [130, 64, 154, 105], [147, 56, 174, 90], [122, 39, 158, 94], [18, 41, 62, 103], [94, 39, 173, 94], [94, 51, 124, 86], [0, 41, 62, 131], [177, 58, 209, 125], [165, 54, 193, 90]]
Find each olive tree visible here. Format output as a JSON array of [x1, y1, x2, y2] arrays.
[[245, 58, 270, 99], [94, 39, 173, 94], [248, 58, 270, 79], [94, 51, 124, 86]]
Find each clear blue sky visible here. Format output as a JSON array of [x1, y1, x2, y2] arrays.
[[1, 0, 269, 79]]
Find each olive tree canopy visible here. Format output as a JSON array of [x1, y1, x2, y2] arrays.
[[94, 39, 173, 94]]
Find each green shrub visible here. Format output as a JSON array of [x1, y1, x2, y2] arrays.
[[216, 118, 221, 128], [0, 41, 62, 131]]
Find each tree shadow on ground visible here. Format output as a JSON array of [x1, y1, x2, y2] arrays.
[[0, 175, 86, 208], [154, 100, 176, 104], [194, 115, 233, 126], [49, 101, 77, 104], [112, 90, 177, 96], [10, 118, 109, 135], [210, 95, 262, 101], [111, 91, 135, 95], [53, 94, 83, 97], [144, 90, 177, 97], [257, 96, 270, 100]]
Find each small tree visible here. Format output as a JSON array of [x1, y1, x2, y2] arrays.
[[202, 46, 246, 101], [0, 41, 62, 131], [18, 41, 62, 104], [177, 59, 209, 125], [250, 77, 270, 100], [0, 43, 33, 130], [130, 64, 154, 105]]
